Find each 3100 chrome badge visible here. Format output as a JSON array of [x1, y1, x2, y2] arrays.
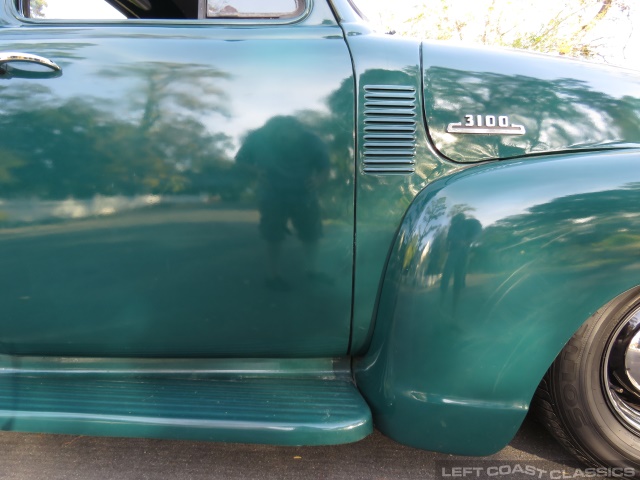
[[447, 115, 525, 135]]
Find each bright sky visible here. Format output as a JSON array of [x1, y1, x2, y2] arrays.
[[44, 0, 124, 19], [43, 0, 640, 71], [355, 0, 640, 71]]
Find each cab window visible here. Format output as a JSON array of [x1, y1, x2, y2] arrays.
[[206, 0, 304, 19], [16, 0, 305, 20]]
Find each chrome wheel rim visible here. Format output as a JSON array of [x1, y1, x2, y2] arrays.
[[604, 305, 640, 434]]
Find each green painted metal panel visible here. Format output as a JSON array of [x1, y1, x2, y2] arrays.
[[339, 29, 459, 354], [355, 149, 640, 455], [0, 357, 372, 445], [2, 0, 640, 456], [0, 2, 355, 357], [422, 42, 640, 163]]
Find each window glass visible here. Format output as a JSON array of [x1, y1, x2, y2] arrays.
[[206, 0, 303, 18], [19, 0, 305, 20], [28, 0, 126, 19]]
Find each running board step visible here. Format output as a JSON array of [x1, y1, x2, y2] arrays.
[[0, 357, 372, 445]]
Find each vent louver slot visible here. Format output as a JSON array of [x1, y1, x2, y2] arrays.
[[363, 85, 417, 174]]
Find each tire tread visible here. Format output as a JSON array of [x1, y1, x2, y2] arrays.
[[532, 373, 599, 468]]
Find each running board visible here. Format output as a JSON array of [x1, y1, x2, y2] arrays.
[[0, 357, 372, 445]]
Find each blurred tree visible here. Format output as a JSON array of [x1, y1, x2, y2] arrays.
[[0, 60, 234, 200], [362, 0, 633, 63], [30, 0, 47, 17]]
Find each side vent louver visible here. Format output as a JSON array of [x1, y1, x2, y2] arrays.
[[363, 85, 417, 174]]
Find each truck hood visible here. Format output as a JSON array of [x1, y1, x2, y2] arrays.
[[422, 42, 640, 163]]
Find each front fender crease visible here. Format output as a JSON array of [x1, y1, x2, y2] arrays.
[[355, 149, 640, 455]]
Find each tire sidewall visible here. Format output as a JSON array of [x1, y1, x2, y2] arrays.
[[552, 291, 640, 471]]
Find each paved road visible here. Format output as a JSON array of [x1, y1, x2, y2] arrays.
[[0, 415, 587, 480]]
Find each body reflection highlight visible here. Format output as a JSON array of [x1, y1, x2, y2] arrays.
[[236, 116, 330, 291], [439, 212, 482, 311]]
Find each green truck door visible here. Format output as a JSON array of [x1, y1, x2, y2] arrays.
[[0, 2, 355, 357]]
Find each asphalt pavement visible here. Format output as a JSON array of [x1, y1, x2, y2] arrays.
[[0, 415, 589, 480]]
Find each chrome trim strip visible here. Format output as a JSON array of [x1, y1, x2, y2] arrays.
[[446, 122, 526, 135]]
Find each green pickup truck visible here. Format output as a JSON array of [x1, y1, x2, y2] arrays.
[[1, 0, 640, 473]]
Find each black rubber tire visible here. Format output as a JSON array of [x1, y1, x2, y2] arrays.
[[533, 288, 640, 475]]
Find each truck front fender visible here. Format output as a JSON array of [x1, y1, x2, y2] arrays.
[[355, 148, 640, 455]]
